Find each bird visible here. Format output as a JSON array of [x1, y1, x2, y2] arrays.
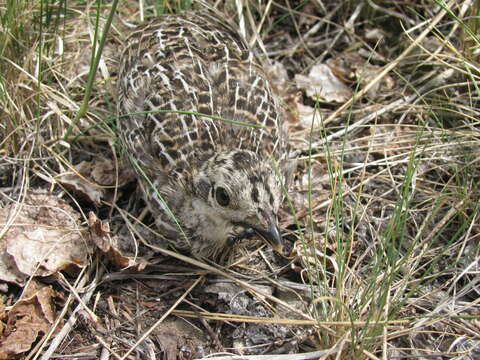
[[117, 11, 291, 260]]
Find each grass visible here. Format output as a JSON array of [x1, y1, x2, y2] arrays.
[[0, 0, 479, 358]]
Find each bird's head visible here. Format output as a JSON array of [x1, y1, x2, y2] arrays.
[[187, 149, 285, 254]]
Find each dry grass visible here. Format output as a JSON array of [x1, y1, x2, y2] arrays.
[[0, 0, 479, 359]]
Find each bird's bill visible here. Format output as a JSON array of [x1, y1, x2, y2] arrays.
[[251, 222, 284, 253]]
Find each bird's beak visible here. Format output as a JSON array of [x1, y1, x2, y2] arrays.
[[250, 216, 284, 254]]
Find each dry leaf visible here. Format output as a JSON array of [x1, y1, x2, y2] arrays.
[[0, 192, 92, 285], [0, 247, 27, 286], [327, 53, 395, 99], [58, 173, 104, 205], [265, 61, 290, 97], [88, 211, 111, 252], [155, 329, 178, 360], [295, 64, 352, 103], [57, 157, 135, 205], [89, 158, 134, 186], [87, 212, 138, 268], [0, 282, 59, 359], [295, 100, 323, 128]]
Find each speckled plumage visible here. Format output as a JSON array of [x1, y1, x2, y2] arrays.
[[117, 12, 290, 260]]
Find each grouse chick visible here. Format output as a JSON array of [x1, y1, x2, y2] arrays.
[[117, 12, 290, 260]]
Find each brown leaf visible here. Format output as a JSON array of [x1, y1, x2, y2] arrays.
[[88, 211, 111, 252], [0, 282, 59, 359], [87, 212, 139, 268], [57, 157, 135, 205]]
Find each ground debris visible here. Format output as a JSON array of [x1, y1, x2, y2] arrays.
[[1, 1, 479, 358], [294, 63, 352, 104], [0, 191, 92, 286], [0, 280, 62, 359], [57, 157, 135, 206]]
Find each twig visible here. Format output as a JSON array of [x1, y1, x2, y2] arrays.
[[195, 348, 336, 360]]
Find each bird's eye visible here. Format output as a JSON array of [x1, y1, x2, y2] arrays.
[[215, 187, 230, 207]]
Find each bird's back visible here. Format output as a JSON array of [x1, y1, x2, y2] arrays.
[[117, 13, 287, 176]]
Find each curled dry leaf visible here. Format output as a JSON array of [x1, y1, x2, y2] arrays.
[[57, 157, 135, 205], [57, 169, 104, 206], [0, 281, 60, 359], [87, 211, 110, 253], [87, 212, 137, 268], [294, 64, 352, 103], [0, 192, 91, 285]]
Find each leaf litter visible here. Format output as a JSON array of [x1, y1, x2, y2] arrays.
[[0, 192, 92, 285], [0, 281, 62, 359], [1, 1, 479, 359]]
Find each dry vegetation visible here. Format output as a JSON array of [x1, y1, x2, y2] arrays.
[[0, 0, 479, 359]]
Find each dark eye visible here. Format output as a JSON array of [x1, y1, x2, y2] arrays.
[[215, 187, 230, 207]]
